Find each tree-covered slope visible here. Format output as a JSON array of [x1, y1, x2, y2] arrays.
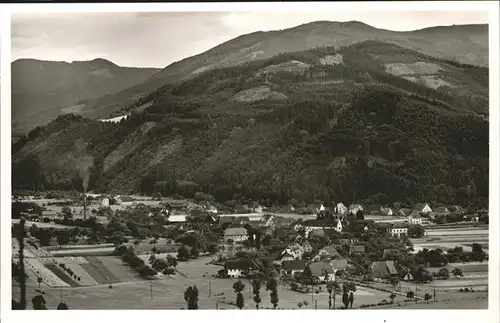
[[12, 41, 489, 208]]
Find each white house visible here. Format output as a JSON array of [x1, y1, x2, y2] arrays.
[[381, 207, 393, 216], [316, 204, 326, 214], [335, 202, 348, 215], [414, 203, 432, 215], [388, 226, 408, 238], [335, 220, 343, 233], [223, 227, 248, 243], [282, 243, 304, 260], [225, 260, 248, 278]]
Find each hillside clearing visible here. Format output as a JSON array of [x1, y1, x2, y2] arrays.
[[231, 86, 288, 102]]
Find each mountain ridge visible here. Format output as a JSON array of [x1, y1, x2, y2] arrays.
[[12, 41, 489, 209], [78, 21, 488, 121]]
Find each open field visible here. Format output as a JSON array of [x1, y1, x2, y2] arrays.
[[12, 219, 75, 229], [13, 255, 487, 310]]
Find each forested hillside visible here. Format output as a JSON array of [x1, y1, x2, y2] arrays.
[[12, 41, 489, 208]]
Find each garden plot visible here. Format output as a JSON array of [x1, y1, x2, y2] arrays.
[[96, 256, 143, 282], [50, 247, 115, 257], [81, 256, 121, 284], [23, 257, 69, 287]]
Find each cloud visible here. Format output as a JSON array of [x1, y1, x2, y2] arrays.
[[11, 11, 488, 68]]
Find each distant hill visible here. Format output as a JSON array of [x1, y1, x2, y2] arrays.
[[11, 58, 159, 135], [80, 21, 488, 119], [12, 41, 489, 209]]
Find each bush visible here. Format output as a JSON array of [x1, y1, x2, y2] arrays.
[[464, 288, 470, 292], [459, 288, 464, 292]]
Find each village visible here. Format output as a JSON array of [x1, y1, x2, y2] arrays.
[[12, 192, 489, 310]]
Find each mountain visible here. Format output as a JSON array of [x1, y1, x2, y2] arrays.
[[79, 21, 488, 119], [12, 41, 489, 209], [11, 58, 159, 135]]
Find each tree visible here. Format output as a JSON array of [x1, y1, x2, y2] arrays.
[[349, 291, 354, 308], [37, 277, 43, 288], [266, 278, 279, 309], [233, 280, 246, 309], [190, 245, 199, 258], [31, 294, 47, 310], [326, 281, 342, 310], [57, 302, 69, 310], [177, 245, 190, 261], [342, 290, 349, 309], [406, 291, 414, 299], [356, 210, 364, 220], [424, 293, 432, 303], [166, 255, 178, 267], [389, 293, 396, 304], [471, 243, 486, 262], [452, 268, 463, 278], [61, 206, 73, 218], [184, 285, 199, 309], [408, 225, 425, 238], [252, 279, 262, 310]]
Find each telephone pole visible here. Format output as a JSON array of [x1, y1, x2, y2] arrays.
[[150, 280, 153, 299], [209, 281, 211, 298]]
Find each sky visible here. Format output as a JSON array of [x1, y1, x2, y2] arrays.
[[11, 11, 489, 68]]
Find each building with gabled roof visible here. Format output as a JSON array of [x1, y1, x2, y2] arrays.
[[370, 260, 399, 282], [223, 227, 248, 243]]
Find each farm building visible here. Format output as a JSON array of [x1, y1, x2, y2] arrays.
[[312, 246, 342, 262], [224, 260, 249, 278], [223, 227, 248, 243], [302, 240, 313, 253], [414, 203, 432, 215], [334, 202, 348, 215], [329, 258, 348, 272], [381, 207, 393, 216], [167, 210, 188, 223], [382, 249, 402, 259], [101, 197, 110, 207], [370, 261, 399, 282], [309, 263, 335, 282], [398, 208, 412, 216], [282, 260, 306, 276]]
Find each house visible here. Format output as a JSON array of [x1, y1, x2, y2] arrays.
[[281, 243, 305, 260], [260, 214, 277, 228], [167, 210, 188, 223], [309, 263, 335, 282], [232, 217, 250, 227], [312, 246, 341, 262], [370, 261, 399, 282], [225, 260, 249, 278], [398, 208, 412, 216], [414, 203, 432, 215], [278, 250, 296, 263], [348, 204, 364, 215], [350, 245, 366, 255], [307, 228, 326, 239], [290, 205, 296, 213], [114, 195, 135, 206], [381, 207, 393, 216], [304, 219, 343, 233], [223, 227, 248, 243], [387, 224, 408, 238], [163, 200, 189, 212], [205, 204, 218, 214], [315, 204, 326, 214], [334, 202, 348, 215], [329, 258, 348, 272], [408, 212, 423, 225], [101, 197, 110, 207], [433, 206, 450, 216], [220, 216, 236, 226], [282, 260, 306, 276]]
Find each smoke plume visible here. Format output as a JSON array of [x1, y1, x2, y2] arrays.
[[73, 139, 94, 192]]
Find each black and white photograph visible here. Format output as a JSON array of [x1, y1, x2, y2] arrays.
[[2, 2, 499, 318]]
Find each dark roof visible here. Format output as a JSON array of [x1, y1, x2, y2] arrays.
[[356, 219, 375, 225], [220, 216, 235, 224], [414, 203, 430, 211], [224, 227, 248, 236], [309, 263, 334, 277], [304, 219, 338, 227], [330, 259, 348, 270], [320, 246, 341, 258], [225, 260, 249, 271], [383, 249, 401, 258], [282, 260, 306, 271]]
